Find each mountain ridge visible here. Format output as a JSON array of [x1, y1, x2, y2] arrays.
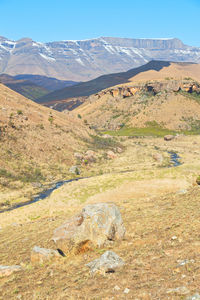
[[36, 61, 200, 107], [0, 36, 200, 81]]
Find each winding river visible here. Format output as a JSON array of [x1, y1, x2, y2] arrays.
[[0, 152, 182, 213]]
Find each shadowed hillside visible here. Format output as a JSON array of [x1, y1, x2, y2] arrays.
[[36, 61, 171, 103]]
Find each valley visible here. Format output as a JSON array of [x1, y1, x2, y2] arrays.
[[1, 58, 200, 299], [1, 133, 200, 299]]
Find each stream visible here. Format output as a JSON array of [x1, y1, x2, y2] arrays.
[[0, 178, 82, 214], [168, 151, 182, 167], [0, 152, 182, 214]]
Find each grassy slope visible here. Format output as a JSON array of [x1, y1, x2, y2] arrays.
[[75, 87, 200, 133], [1, 135, 200, 298], [0, 84, 92, 207]]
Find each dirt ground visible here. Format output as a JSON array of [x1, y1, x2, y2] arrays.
[[1, 135, 200, 299]]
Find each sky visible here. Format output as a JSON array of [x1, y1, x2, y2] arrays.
[[0, 0, 200, 46]]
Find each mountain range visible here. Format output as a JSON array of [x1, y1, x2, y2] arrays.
[[0, 36, 200, 81]]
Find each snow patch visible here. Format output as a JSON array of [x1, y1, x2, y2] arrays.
[[32, 42, 40, 47], [75, 58, 85, 66], [39, 53, 56, 62]]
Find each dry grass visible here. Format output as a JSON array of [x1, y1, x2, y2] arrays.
[[0, 84, 94, 207], [1, 135, 200, 299]]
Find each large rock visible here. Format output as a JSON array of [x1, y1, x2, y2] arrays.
[[86, 251, 125, 274], [52, 203, 125, 255], [153, 153, 163, 163], [74, 152, 84, 161], [31, 246, 61, 264], [164, 135, 175, 141], [69, 165, 80, 175], [0, 265, 22, 277], [84, 150, 96, 163], [107, 150, 117, 159]]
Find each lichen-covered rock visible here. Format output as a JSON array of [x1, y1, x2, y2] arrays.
[[86, 251, 125, 274], [52, 203, 125, 255], [0, 265, 22, 277], [69, 165, 80, 175], [186, 293, 200, 300], [153, 153, 163, 163], [31, 246, 61, 264], [74, 152, 84, 160], [166, 286, 190, 295], [84, 150, 96, 163], [107, 150, 117, 159]]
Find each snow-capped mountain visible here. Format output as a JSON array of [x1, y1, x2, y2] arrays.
[[0, 36, 200, 81]]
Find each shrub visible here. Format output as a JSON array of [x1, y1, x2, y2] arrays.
[[196, 175, 200, 185], [17, 110, 23, 115]]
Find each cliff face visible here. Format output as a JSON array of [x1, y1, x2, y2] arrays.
[[0, 36, 199, 81], [92, 80, 200, 100]]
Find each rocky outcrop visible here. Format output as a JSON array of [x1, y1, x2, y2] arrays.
[[164, 135, 175, 141], [145, 80, 200, 94], [31, 246, 61, 264], [86, 251, 125, 274], [107, 150, 117, 159], [74, 150, 97, 164], [90, 80, 200, 102], [0, 265, 22, 277], [69, 165, 80, 175], [52, 203, 125, 255], [153, 153, 163, 163]]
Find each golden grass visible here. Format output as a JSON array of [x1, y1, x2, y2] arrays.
[[1, 135, 200, 299]]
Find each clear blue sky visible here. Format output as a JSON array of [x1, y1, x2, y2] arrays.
[[0, 0, 200, 46]]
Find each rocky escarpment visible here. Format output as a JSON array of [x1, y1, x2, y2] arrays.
[[90, 80, 200, 100], [74, 78, 200, 131], [49, 80, 200, 113]]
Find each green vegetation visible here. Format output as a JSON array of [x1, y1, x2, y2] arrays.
[[84, 135, 123, 150], [104, 126, 200, 137], [0, 167, 45, 183], [16, 85, 49, 100], [17, 110, 23, 115], [196, 175, 200, 185], [77, 114, 82, 119], [48, 114, 54, 124], [104, 125, 177, 137], [179, 90, 200, 104]]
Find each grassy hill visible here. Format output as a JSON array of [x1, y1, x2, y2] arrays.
[[73, 62, 200, 133], [14, 74, 78, 92], [36, 61, 200, 105], [0, 83, 92, 208], [0, 74, 49, 100]]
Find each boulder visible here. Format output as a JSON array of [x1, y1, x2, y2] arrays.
[[52, 203, 125, 255], [164, 135, 175, 141], [0, 265, 22, 277], [84, 150, 96, 163], [107, 150, 117, 159], [31, 246, 61, 264], [152, 153, 163, 163], [69, 165, 80, 175], [116, 147, 123, 153], [166, 286, 190, 295], [186, 294, 200, 300], [86, 251, 125, 274], [74, 152, 84, 161]]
